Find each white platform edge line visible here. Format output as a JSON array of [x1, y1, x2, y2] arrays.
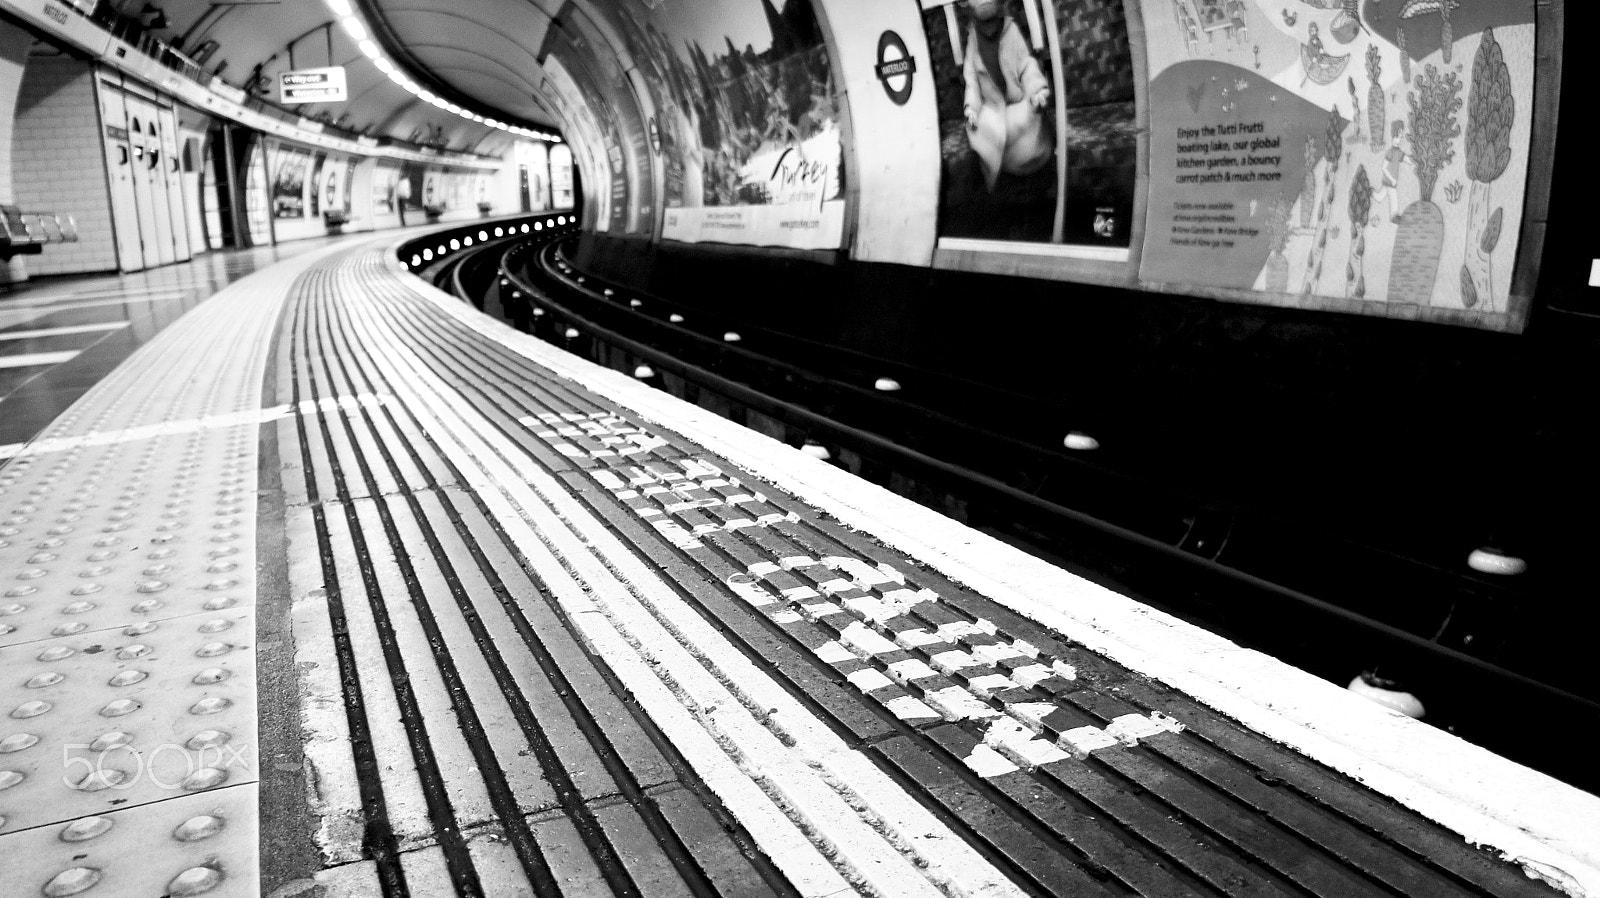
[[384, 240, 1600, 898], [346, 260, 1027, 898]]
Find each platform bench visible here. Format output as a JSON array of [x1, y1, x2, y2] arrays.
[[0, 205, 80, 260]]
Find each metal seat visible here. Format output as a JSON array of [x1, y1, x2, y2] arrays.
[[0, 204, 42, 259]]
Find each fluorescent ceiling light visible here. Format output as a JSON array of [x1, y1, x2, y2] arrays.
[[359, 39, 379, 59], [325, 0, 351, 16], [340, 16, 367, 41]]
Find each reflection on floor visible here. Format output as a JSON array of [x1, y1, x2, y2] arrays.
[[0, 240, 347, 453]]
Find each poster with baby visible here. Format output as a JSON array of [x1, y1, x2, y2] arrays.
[[1136, 0, 1541, 332], [921, 0, 1140, 251]]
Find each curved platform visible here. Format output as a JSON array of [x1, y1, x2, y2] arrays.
[[0, 231, 1595, 898]]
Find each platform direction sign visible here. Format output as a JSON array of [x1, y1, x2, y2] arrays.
[[280, 66, 347, 104]]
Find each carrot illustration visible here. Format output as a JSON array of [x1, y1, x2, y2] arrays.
[[1387, 64, 1462, 305]]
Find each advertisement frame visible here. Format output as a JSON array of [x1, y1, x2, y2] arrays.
[[921, 0, 1153, 286]]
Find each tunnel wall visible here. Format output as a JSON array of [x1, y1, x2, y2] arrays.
[[545, 0, 1565, 335], [549, 1, 1594, 617]]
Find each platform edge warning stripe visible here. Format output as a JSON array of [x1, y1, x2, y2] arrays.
[[339, 281, 1032, 898], [386, 245, 1600, 898]]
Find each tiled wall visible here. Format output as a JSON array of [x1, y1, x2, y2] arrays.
[[1, 24, 34, 285], [12, 52, 118, 276]]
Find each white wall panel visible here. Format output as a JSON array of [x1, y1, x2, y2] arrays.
[[813, 0, 941, 266]]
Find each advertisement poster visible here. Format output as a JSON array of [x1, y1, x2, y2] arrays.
[[592, 0, 847, 249], [1136, 0, 1538, 329], [343, 158, 358, 215], [520, 141, 551, 211], [270, 144, 311, 220], [566, 7, 654, 234], [539, 7, 653, 235], [539, 57, 616, 231], [401, 164, 425, 213], [309, 153, 326, 218], [372, 165, 398, 214], [922, 0, 1139, 250], [551, 145, 575, 209], [245, 143, 270, 244]]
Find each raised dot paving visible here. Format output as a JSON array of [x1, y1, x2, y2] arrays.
[[0, 247, 336, 897]]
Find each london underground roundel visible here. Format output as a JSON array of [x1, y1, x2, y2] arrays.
[[875, 31, 916, 106]]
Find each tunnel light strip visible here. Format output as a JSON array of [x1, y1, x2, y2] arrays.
[[321, 0, 561, 142]]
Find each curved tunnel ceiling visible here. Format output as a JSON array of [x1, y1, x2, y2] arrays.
[[129, 0, 567, 156], [370, 0, 557, 126]]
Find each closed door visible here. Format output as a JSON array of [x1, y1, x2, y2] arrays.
[[127, 98, 174, 266], [124, 105, 161, 269], [160, 107, 191, 262], [99, 85, 143, 273]]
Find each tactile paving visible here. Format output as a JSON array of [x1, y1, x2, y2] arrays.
[[2, 783, 258, 898], [0, 246, 335, 896], [0, 609, 255, 831]]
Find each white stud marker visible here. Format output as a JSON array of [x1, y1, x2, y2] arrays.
[[499, 278, 508, 286], [629, 299, 642, 308], [564, 327, 580, 339], [1589, 259, 1600, 287], [724, 332, 742, 342], [874, 378, 901, 392], [1467, 547, 1527, 576], [801, 442, 831, 461], [604, 288, 615, 297], [1063, 431, 1100, 451], [1347, 673, 1425, 719], [633, 365, 655, 379], [669, 313, 685, 324], [532, 308, 544, 317]]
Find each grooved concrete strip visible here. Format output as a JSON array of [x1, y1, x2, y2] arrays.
[[0, 245, 345, 898], [278, 261, 805, 897]]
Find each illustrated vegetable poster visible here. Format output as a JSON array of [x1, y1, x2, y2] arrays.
[[1136, 0, 1538, 331]]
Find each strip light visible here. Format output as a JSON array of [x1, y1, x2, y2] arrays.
[[322, 0, 562, 143]]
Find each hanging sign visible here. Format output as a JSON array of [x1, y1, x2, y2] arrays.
[[279, 66, 348, 104]]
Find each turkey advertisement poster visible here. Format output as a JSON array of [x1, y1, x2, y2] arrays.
[[592, 0, 846, 251], [921, 0, 1140, 252], [1136, 0, 1538, 330]]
